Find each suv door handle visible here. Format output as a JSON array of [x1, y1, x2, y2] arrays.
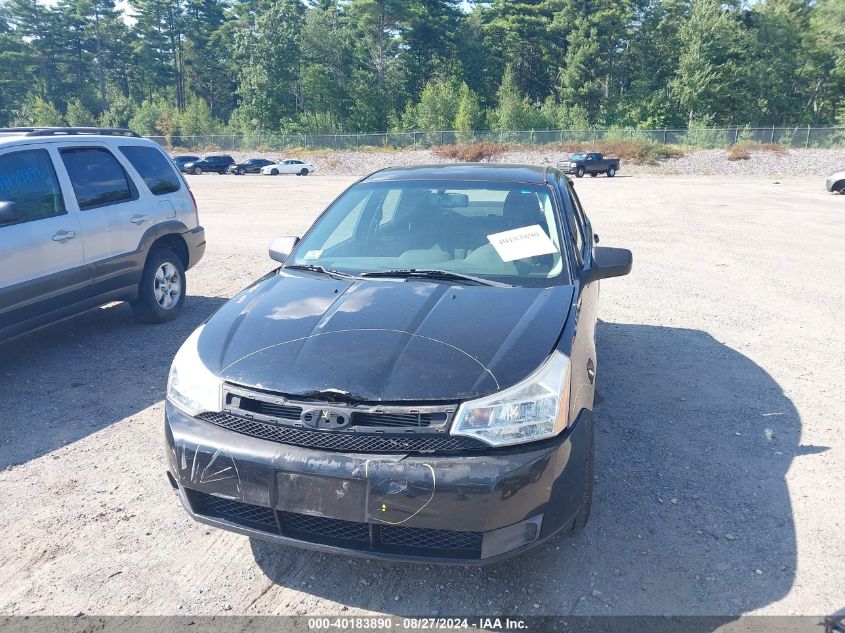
[[52, 230, 76, 242], [130, 215, 148, 225]]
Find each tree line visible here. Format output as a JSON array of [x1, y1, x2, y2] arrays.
[[0, 0, 843, 136]]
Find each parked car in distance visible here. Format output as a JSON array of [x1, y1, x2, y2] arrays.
[[229, 158, 275, 175], [182, 155, 235, 175], [260, 159, 315, 176], [173, 155, 200, 171], [559, 152, 620, 178], [164, 163, 632, 564], [0, 127, 206, 340], [826, 169, 845, 194]]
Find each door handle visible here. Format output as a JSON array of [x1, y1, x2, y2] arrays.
[[52, 230, 76, 242], [130, 215, 148, 225]]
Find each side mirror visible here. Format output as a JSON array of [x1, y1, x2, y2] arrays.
[[0, 201, 19, 226], [580, 246, 632, 285], [269, 236, 300, 263]]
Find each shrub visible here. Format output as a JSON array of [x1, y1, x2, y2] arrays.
[[727, 145, 751, 160], [726, 141, 787, 161], [433, 142, 506, 162]]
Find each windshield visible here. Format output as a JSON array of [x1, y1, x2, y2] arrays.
[[288, 180, 569, 286], [569, 153, 586, 160]]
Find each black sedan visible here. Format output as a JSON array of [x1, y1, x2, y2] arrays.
[[182, 154, 235, 175], [164, 164, 632, 563], [229, 158, 275, 175]]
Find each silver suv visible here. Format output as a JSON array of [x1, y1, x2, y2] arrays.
[[0, 127, 206, 339]]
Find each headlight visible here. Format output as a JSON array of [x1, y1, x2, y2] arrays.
[[166, 325, 223, 416], [451, 351, 571, 447], [570, 162, 576, 167]]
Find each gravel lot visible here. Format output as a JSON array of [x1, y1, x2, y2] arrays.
[[1, 173, 843, 618]]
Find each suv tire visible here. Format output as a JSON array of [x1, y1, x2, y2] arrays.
[[607, 166, 616, 177], [193, 166, 202, 175], [131, 247, 186, 323], [576, 167, 585, 178], [570, 419, 595, 532]]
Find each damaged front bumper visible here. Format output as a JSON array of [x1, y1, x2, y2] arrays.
[[165, 402, 593, 563]]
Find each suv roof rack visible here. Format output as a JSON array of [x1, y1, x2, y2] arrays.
[[0, 127, 140, 138]]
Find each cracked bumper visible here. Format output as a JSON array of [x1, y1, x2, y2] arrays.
[[165, 402, 592, 563]]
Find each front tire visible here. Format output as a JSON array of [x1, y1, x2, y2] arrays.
[[131, 248, 186, 324], [271, 168, 279, 176], [576, 167, 585, 178], [300, 168, 309, 176], [607, 166, 616, 177], [193, 167, 202, 175]]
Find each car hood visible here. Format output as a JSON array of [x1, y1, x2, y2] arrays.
[[198, 271, 574, 402]]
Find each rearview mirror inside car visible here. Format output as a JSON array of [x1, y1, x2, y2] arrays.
[[580, 246, 633, 285], [269, 236, 300, 263], [0, 201, 19, 226], [436, 193, 469, 208]]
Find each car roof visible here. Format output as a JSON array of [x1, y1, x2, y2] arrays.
[[361, 163, 550, 184], [0, 131, 158, 150]]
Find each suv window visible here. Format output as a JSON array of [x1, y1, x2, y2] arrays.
[[119, 145, 181, 195], [0, 149, 66, 226], [60, 147, 136, 210]]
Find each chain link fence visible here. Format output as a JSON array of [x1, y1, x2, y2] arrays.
[[148, 126, 845, 152]]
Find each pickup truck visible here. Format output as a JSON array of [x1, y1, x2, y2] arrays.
[[559, 152, 620, 178]]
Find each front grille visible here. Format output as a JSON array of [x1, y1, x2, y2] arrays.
[[381, 525, 483, 553], [187, 489, 278, 532], [197, 411, 486, 454], [186, 489, 482, 559], [237, 398, 301, 421], [223, 384, 454, 432], [281, 512, 370, 544], [351, 411, 442, 428]]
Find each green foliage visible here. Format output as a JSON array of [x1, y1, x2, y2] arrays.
[[492, 66, 544, 131], [455, 83, 481, 142], [402, 77, 461, 131], [0, 0, 842, 131], [176, 98, 221, 136], [20, 95, 65, 126], [65, 99, 98, 126], [129, 98, 175, 137]]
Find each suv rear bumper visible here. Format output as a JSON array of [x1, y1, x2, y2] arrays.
[[164, 402, 593, 563]]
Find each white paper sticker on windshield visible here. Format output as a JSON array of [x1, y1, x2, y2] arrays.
[[487, 225, 558, 262], [303, 250, 323, 260]]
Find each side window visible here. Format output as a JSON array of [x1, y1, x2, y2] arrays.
[[119, 145, 182, 196], [557, 177, 584, 266], [569, 187, 592, 254], [0, 149, 66, 226], [60, 148, 135, 210]]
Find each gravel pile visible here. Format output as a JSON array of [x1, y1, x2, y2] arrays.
[[219, 147, 845, 178]]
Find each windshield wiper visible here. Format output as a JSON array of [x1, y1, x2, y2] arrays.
[[284, 264, 354, 279], [360, 269, 511, 287]]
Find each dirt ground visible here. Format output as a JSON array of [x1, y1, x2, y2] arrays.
[[1, 173, 843, 618]]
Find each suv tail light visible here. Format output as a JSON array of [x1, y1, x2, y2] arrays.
[[189, 189, 199, 226]]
